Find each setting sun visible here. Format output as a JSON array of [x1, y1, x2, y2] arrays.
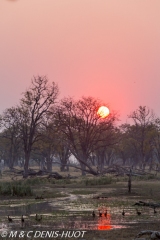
[[97, 106, 110, 118]]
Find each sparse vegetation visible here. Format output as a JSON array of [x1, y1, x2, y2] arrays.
[[84, 176, 115, 186], [0, 181, 33, 197], [24, 177, 49, 185]]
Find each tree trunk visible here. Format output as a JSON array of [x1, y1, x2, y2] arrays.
[[128, 169, 132, 193], [23, 152, 30, 177], [136, 230, 160, 239], [80, 162, 86, 176], [9, 145, 14, 170], [98, 153, 105, 173], [60, 158, 69, 172], [9, 157, 14, 170], [40, 158, 46, 171], [46, 157, 52, 172]]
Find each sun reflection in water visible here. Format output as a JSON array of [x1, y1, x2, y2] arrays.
[[98, 213, 112, 230]]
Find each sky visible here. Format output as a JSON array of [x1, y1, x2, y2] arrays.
[[1, 0, 160, 123]]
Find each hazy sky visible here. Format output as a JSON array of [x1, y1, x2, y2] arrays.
[[1, 0, 160, 123]]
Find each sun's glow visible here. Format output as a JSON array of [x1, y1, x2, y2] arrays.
[[97, 106, 110, 118]]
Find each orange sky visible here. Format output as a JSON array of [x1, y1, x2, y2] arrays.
[[1, 0, 160, 123]]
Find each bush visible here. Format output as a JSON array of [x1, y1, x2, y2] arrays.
[[84, 176, 114, 186], [134, 174, 157, 181], [57, 179, 72, 184], [0, 181, 33, 197], [24, 177, 48, 185]]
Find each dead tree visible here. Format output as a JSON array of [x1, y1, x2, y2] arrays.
[[136, 230, 160, 239]]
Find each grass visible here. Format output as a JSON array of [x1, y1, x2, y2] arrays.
[[55, 178, 72, 184], [83, 176, 115, 186], [24, 177, 49, 185], [0, 181, 33, 197], [132, 174, 158, 181]]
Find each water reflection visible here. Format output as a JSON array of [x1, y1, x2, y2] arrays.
[[50, 211, 126, 231], [0, 200, 127, 231], [0, 195, 156, 231], [98, 213, 112, 230], [0, 201, 54, 217]]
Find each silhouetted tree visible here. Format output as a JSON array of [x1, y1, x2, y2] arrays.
[[128, 106, 156, 170], [0, 76, 59, 177], [54, 96, 118, 175], [0, 107, 22, 169]]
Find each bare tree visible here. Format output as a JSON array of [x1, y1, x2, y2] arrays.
[[2, 76, 59, 177], [0, 107, 22, 169], [128, 106, 156, 170], [34, 121, 61, 172], [54, 96, 118, 175], [150, 118, 160, 171], [21, 76, 59, 176]]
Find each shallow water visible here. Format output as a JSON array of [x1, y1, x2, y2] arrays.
[[0, 190, 159, 231]]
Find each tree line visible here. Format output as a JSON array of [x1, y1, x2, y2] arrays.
[[0, 76, 160, 177]]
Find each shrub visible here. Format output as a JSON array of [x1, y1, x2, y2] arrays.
[[0, 181, 33, 197], [84, 176, 114, 186], [134, 174, 157, 181], [24, 177, 48, 185]]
